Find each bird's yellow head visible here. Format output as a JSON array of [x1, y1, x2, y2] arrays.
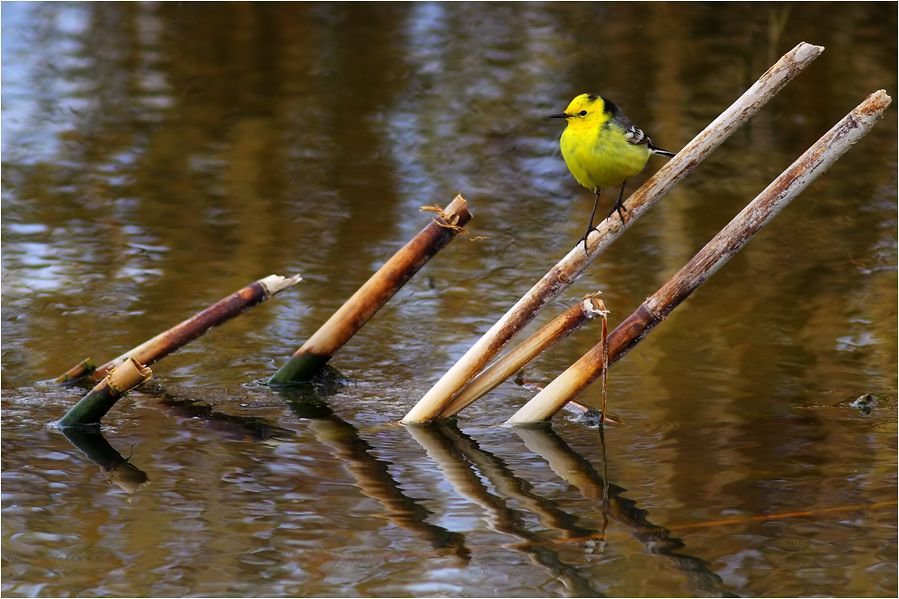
[[548, 93, 611, 131]]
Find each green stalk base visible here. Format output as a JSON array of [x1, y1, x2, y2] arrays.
[[268, 352, 332, 386], [57, 382, 123, 427]]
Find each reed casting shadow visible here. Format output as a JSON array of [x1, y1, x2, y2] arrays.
[[143, 381, 298, 441]]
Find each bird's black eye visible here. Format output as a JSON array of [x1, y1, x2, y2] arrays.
[[579, 110, 588, 116]]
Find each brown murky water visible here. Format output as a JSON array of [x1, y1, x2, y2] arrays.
[[2, 3, 897, 597]]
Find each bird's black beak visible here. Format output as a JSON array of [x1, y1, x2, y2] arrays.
[[547, 112, 570, 119]]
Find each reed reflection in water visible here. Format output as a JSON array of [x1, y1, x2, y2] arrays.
[[62, 427, 151, 496], [56, 385, 733, 597], [2, 1, 896, 596], [283, 389, 471, 562]]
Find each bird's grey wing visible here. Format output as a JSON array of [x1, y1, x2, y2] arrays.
[[612, 113, 651, 146], [606, 100, 674, 155], [602, 98, 648, 145]]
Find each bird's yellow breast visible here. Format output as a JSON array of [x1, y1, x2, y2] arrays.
[[560, 121, 650, 191]]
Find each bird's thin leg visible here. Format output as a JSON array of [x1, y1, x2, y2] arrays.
[[608, 180, 628, 224], [580, 188, 601, 255]]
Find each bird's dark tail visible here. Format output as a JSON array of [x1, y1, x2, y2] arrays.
[[649, 144, 675, 158]]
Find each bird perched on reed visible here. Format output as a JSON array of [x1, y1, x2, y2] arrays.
[[549, 93, 675, 253]]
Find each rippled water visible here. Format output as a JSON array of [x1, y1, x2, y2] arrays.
[[2, 3, 897, 597]]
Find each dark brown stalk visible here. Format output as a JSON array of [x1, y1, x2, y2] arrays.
[[599, 310, 609, 424], [57, 274, 301, 385], [269, 195, 473, 385]]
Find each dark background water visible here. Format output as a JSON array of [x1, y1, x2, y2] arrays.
[[2, 2, 896, 597]]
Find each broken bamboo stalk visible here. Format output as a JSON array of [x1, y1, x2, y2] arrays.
[[57, 357, 153, 427], [269, 195, 473, 385], [438, 294, 607, 418], [57, 359, 96, 385], [56, 273, 303, 384], [402, 42, 824, 424], [508, 90, 892, 424]]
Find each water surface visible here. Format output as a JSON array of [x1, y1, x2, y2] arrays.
[[2, 3, 897, 597]]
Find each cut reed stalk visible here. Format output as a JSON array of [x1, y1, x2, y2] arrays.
[[403, 42, 824, 423], [56, 274, 302, 385], [598, 311, 609, 424], [508, 90, 892, 424], [57, 357, 153, 427], [269, 195, 473, 385], [439, 294, 607, 418], [57, 359, 96, 384]]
